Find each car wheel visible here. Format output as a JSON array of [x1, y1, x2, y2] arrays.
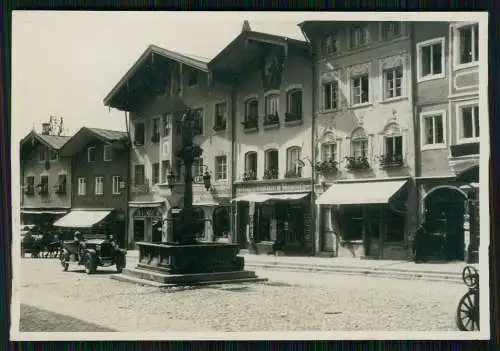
[[84, 254, 97, 274]]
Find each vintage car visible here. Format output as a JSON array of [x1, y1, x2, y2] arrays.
[[59, 234, 127, 274]]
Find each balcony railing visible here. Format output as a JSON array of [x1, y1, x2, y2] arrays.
[[242, 170, 257, 181], [241, 116, 259, 131], [263, 114, 279, 128], [378, 153, 404, 168], [284, 112, 303, 125], [345, 156, 370, 171], [314, 159, 339, 175], [213, 119, 227, 132], [263, 168, 279, 180]]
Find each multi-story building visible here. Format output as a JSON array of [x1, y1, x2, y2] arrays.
[[209, 25, 315, 255], [20, 123, 71, 229], [300, 21, 418, 260], [55, 127, 129, 247], [103, 45, 233, 248], [413, 21, 480, 262]]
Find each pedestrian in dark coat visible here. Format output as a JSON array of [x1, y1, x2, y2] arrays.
[[413, 223, 428, 263]]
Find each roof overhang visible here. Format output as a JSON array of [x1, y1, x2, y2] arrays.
[[208, 31, 309, 75], [103, 45, 209, 111], [20, 131, 56, 152]]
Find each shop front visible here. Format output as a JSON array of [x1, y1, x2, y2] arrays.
[[233, 192, 313, 256], [316, 178, 414, 260], [20, 208, 69, 230], [128, 201, 166, 249]]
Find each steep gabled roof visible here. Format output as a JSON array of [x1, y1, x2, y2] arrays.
[[20, 130, 71, 150], [59, 127, 128, 157], [103, 44, 209, 107]]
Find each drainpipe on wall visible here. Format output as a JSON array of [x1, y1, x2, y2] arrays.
[[124, 110, 132, 249]]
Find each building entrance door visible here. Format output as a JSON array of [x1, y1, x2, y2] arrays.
[[133, 219, 145, 242]]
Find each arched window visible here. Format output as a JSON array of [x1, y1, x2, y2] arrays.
[[244, 99, 259, 128], [244, 151, 257, 180], [382, 123, 404, 167], [350, 128, 368, 159], [286, 146, 302, 178], [264, 149, 279, 179], [286, 89, 303, 121], [264, 94, 280, 125]]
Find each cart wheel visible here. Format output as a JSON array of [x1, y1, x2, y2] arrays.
[[84, 254, 97, 275], [462, 266, 478, 287], [456, 290, 479, 331]]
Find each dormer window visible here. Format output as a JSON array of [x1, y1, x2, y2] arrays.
[[103, 145, 113, 161], [381, 22, 402, 40], [87, 146, 96, 162], [350, 24, 369, 49], [38, 147, 47, 162], [324, 35, 339, 55], [187, 68, 198, 86]]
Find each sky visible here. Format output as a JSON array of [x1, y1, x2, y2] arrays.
[[11, 11, 321, 141], [11, 11, 479, 142]]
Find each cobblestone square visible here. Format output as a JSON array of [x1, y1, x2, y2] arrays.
[[18, 258, 466, 332]]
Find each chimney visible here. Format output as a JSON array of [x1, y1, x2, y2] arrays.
[[41, 123, 50, 135], [242, 20, 251, 33]]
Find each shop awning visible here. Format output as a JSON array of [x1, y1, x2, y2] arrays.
[[231, 192, 309, 203], [53, 210, 112, 228], [21, 209, 68, 214], [316, 180, 408, 205]]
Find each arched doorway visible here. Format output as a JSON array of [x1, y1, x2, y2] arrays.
[[423, 186, 468, 261], [213, 206, 230, 241]]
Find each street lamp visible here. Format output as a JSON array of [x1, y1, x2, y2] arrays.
[[165, 167, 212, 191]]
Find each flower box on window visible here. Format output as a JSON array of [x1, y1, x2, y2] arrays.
[[53, 184, 66, 194], [24, 185, 34, 195], [284, 112, 303, 125], [263, 114, 280, 128], [150, 133, 160, 143], [36, 184, 48, 195], [284, 168, 302, 179], [378, 153, 404, 168], [345, 156, 370, 171], [241, 116, 259, 131], [263, 169, 279, 180], [314, 159, 339, 175], [213, 120, 227, 132], [243, 170, 257, 181]]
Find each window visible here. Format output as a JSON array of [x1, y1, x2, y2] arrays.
[[40, 175, 49, 193], [351, 139, 368, 158], [192, 157, 204, 178], [25, 176, 35, 191], [57, 174, 67, 193], [381, 22, 401, 40], [112, 176, 121, 194], [87, 146, 97, 162], [134, 165, 145, 186], [134, 122, 145, 145], [152, 163, 160, 185], [192, 108, 204, 135], [350, 25, 369, 49], [49, 150, 58, 161], [351, 75, 369, 105], [264, 149, 279, 179], [245, 99, 259, 120], [457, 24, 479, 65], [422, 112, 445, 147], [385, 135, 403, 157], [324, 35, 338, 55], [161, 160, 171, 183], [187, 68, 198, 86], [265, 94, 279, 119], [322, 143, 338, 161], [323, 81, 339, 111], [103, 145, 113, 161], [459, 104, 479, 141], [95, 176, 104, 195], [286, 146, 302, 177], [215, 155, 227, 181], [214, 102, 227, 128], [384, 67, 403, 100], [286, 89, 302, 117], [244, 152, 257, 180], [417, 38, 444, 80], [162, 114, 170, 136], [38, 147, 46, 162], [78, 177, 86, 196], [151, 118, 160, 142]]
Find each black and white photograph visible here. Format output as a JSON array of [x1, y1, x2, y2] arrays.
[[10, 11, 489, 340]]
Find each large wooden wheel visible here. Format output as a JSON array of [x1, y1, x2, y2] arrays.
[[462, 265, 478, 288], [456, 290, 479, 331]]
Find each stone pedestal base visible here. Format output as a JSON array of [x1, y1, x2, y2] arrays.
[[116, 241, 265, 286]]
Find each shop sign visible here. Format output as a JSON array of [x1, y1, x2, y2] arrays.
[[134, 207, 162, 218]]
